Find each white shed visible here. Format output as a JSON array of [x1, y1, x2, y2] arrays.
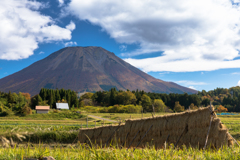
[[56, 103, 69, 110]]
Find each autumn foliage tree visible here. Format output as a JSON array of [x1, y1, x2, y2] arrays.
[[21, 93, 31, 100], [217, 105, 228, 112]]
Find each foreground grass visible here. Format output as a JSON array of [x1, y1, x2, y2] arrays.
[[0, 144, 239, 160]]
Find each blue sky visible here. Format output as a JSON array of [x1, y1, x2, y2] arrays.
[[1, 0, 240, 91]]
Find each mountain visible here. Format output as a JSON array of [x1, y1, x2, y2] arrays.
[[0, 46, 197, 95]]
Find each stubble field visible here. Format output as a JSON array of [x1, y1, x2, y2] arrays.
[[0, 111, 240, 159]]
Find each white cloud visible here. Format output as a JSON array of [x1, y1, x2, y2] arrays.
[[231, 72, 240, 75], [67, 0, 240, 72], [238, 80, 240, 86], [175, 80, 207, 86], [124, 58, 240, 72], [0, 0, 74, 60], [189, 86, 196, 90], [119, 45, 127, 51], [66, 21, 75, 31], [58, 0, 64, 7], [159, 72, 170, 75], [64, 41, 77, 47], [39, 51, 44, 54]]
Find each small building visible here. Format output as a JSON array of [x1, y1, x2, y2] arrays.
[[35, 106, 50, 114], [56, 103, 69, 110]]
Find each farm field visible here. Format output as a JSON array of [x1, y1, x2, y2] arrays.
[[1, 111, 240, 143], [1, 111, 240, 159], [87, 112, 169, 121], [218, 114, 240, 140]]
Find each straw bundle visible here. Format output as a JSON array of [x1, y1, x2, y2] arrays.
[[78, 106, 233, 149]]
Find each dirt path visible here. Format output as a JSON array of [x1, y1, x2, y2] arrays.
[[88, 115, 117, 123]]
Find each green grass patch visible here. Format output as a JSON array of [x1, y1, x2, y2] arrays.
[[0, 144, 240, 160], [0, 110, 85, 120]]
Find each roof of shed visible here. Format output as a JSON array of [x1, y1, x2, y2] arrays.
[[35, 106, 50, 110]]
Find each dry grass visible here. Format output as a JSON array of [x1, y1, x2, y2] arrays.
[[78, 107, 234, 149]]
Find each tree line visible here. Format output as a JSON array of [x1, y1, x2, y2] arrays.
[[90, 88, 201, 111], [197, 86, 240, 112], [0, 91, 31, 116], [1, 86, 240, 116], [33, 88, 79, 109]]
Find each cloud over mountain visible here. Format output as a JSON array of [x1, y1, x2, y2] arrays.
[[67, 0, 240, 72]]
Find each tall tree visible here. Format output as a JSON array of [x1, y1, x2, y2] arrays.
[[141, 94, 152, 112]]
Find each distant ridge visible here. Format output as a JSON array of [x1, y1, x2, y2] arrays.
[[0, 46, 197, 95]]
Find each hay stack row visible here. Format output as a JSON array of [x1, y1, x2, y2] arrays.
[[78, 107, 233, 148], [78, 124, 125, 146]]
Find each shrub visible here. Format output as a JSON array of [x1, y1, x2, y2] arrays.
[[99, 105, 142, 113], [21, 105, 32, 116], [153, 99, 167, 112], [174, 101, 185, 112], [0, 107, 14, 117], [216, 105, 228, 112]]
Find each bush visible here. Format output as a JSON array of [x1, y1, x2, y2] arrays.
[[216, 105, 228, 112], [82, 105, 142, 113], [53, 109, 59, 113], [153, 99, 167, 112], [21, 105, 32, 116], [83, 106, 100, 113], [0, 107, 14, 117], [99, 105, 142, 113], [174, 101, 185, 112], [32, 110, 36, 114]]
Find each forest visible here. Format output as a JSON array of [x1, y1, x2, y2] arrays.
[[1, 86, 240, 116]]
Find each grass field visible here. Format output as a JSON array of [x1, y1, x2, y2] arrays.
[[1, 111, 240, 143], [218, 114, 240, 140], [1, 111, 240, 159], [0, 144, 240, 160]]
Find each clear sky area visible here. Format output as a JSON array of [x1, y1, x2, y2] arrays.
[[1, 0, 240, 91]]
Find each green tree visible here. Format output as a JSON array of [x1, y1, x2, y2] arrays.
[[80, 92, 94, 100], [174, 101, 185, 112], [7, 91, 14, 104], [71, 91, 79, 108], [109, 88, 117, 106], [201, 98, 210, 107], [141, 94, 152, 112], [189, 103, 198, 110], [21, 104, 32, 116], [56, 90, 61, 102], [153, 99, 167, 112], [125, 91, 137, 105], [48, 92, 53, 108]]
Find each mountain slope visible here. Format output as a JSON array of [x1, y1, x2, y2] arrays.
[[0, 47, 197, 95]]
